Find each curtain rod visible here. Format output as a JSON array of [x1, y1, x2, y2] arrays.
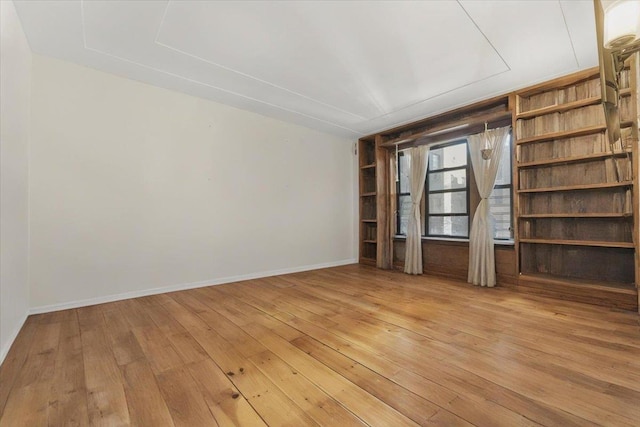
[[381, 110, 512, 148], [395, 121, 511, 153], [396, 134, 466, 152]]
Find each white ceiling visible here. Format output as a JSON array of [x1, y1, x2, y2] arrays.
[[13, 0, 598, 138]]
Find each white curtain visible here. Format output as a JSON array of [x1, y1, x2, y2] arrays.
[[467, 126, 511, 287], [404, 145, 430, 275]]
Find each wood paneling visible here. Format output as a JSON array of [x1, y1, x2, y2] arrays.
[[3, 265, 640, 426], [394, 239, 516, 283]]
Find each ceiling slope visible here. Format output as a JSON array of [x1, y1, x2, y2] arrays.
[[14, 0, 597, 137]]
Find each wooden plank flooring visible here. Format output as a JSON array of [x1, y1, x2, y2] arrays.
[[1, 264, 639, 426]]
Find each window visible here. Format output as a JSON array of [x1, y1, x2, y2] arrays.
[[396, 135, 513, 240], [426, 141, 469, 238], [396, 152, 411, 235], [489, 134, 513, 240]]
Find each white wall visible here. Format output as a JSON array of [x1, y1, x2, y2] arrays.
[[29, 55, 356, 311], [0, 0, 32, 362]]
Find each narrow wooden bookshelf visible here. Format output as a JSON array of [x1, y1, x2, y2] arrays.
[[359, 137, 378, 265], [514, 65, 638, 310]]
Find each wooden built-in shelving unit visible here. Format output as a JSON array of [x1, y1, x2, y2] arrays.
[[514, 65, 638, 310], [358, 62, 639, 311], [358, 135, 393, 269], [358, 137, 377, 266]]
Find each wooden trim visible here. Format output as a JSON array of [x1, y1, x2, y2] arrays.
[[515, 125, 607, 145], [517, 150, 632, 168], [375, 135, 392, 269], [515, 67, 599, 97], [516, 96, 602, 119], [630, 55, 640, 312], [381, 111, 512, 147], [358, 257, 376, 266], [519, 213, 632, 218], [361, 94, 510, 140], [519, 238, 634, 248], [517, 273, 637, 310], [519, 272, 635, 292], [517, 181, 633, 193], [509, 92, 521, 277]]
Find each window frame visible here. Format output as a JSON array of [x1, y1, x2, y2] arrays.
[[396, 151, 411, 236], [424, 139, 470, 239], [489, 133, 514, 241], [395, 135, 514, 242]]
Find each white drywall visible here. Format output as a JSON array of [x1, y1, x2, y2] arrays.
[[29, 55, 356, 311], [0, 0, 32, 363]]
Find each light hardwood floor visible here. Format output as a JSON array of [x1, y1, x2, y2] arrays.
[[1, 264, 639, 426]]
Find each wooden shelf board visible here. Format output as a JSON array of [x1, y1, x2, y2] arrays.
[[516, 96, 601, 120], [381, 110, 512, 147], [517, 150, 631, 168], [360, 192, 377, 197], [516, 125, 606, 145], [518, 181, 633, 193], [519, 213, 632, 219], [360, 163, 376, 169], [361, 219, 377, 223], [519, 273, 636, 294], [515, 68, 599, 98], [359, 257, 377, 266], [519, 238, 634, 248], [362, 240, 377, 244]]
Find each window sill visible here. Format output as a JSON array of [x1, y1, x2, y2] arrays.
[[393, 235, 515, 246]]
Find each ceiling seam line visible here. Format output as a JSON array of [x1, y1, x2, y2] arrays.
[[363, 69, 510, 123], [456, 0, 511, 71], [558, 0, 581, 68], [154, 0, 172, 44], [81, 44, 360, 135], [78, 0, 359, 135], [80, 0, 88, 49], [154, 40, 368, 121], [151, 1, 367, 121]]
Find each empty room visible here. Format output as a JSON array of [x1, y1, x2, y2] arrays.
[[2, 0, 640, 425]]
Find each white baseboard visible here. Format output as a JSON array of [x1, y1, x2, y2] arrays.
[[29, 258, 357, 315], [0, 311, 29, 366]]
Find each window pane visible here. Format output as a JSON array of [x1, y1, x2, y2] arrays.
[[490, 187, 512, 239], [428, 216, 468, 237], [429, 142, 466, 170], [428, 191, 467, 214], [494, 135, 512, 186], [397, 195, 412, 235], [398, 154, 411, 193], [429, 169, 466, 191]]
